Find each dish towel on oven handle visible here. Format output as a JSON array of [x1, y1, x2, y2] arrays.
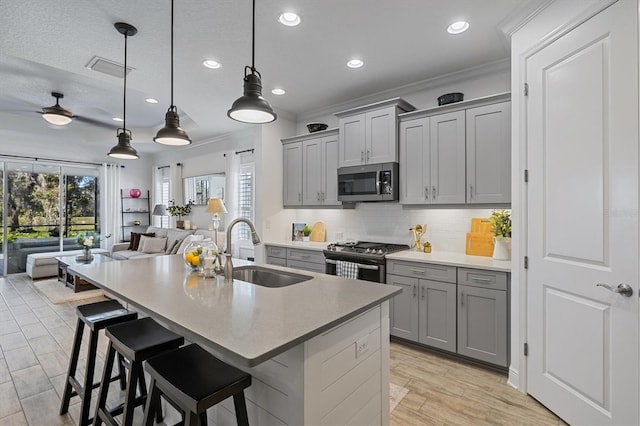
[[336, 260, 359, 280]]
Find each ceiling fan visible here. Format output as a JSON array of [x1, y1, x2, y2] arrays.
[[40, 91, 115, 128]]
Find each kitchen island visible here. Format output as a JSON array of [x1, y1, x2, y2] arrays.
[[70, 254, 401, 425]]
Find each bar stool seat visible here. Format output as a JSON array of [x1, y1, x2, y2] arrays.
[[143, 343, 252, 426], [59, 299, 138, 426], [94, 317, 184, 426]]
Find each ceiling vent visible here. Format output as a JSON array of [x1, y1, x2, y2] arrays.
[[86, 56, 135, 78]]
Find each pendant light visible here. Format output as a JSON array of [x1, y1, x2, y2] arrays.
[[154, 0, 191, 145], [42, 92, 73, 126], [108, 22, 139, 160], [227, 0, 277, 124]]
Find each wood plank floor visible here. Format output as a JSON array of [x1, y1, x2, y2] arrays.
[[390, 340, 564, 425]]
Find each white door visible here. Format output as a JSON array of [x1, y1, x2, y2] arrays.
[[526, 1, 639, 425]]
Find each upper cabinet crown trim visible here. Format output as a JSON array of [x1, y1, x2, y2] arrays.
[[399, 92, 511, 121], [281, 128, 339, 145], [334, 97, 416, 118]]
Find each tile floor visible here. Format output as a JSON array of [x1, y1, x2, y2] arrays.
[[0, 273, 563, 425]]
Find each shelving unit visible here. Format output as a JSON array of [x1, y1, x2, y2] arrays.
[[120, 189, 150, 242]]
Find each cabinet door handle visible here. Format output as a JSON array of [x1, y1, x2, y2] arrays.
[[461, 292, 464, 307], [424, 186, 429, 200], [413, 284, 417, 298], [317, 192, 320, 201], [469, 184, 473, 199], [421, 285, 425, 300], [298, 193, 302, 203], [411, 269, 426, 275], [432, 186, 436, 199], [361, 150, 364, 163], [366, 150, 371, 162], [321, 192, 325, 202], [471, 277, 492, 283]]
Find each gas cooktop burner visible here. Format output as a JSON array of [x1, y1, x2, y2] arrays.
[[324, 241, 409, 257]]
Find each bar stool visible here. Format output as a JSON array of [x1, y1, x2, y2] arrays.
[[59, 299, 138, 426], [142, 343, 252, 426], [93, 317, 184, 426]]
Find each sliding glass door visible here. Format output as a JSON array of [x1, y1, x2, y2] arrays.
[[1, 161, 100, 275]]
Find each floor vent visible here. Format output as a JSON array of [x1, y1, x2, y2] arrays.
[[85, 56, 135, 78]]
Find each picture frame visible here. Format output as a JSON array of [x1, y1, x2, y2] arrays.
[[292, 223, 306, 241]]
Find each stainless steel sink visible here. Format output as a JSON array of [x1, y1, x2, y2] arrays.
[[232, 266, 313, 288]]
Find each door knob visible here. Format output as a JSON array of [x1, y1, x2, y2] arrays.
[[596, 283, 634, 297]]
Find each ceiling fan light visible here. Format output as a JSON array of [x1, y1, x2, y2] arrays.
[[154, 108, 192, 145], [42, 108, 73, 126], [227, 72, 277, 124], [108, 130, 139, 159]]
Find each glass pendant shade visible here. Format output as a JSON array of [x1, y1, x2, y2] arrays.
[[42, 107, 72, 125], [228, 71, 277, 124], [108, 130, 139, 159], [154, 107, 191, 145]]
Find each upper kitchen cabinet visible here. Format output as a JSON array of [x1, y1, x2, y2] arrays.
[[282, 128, 341, 207], [335, 98, 415, 167], [466, 101, 511, 204], [399, 93, 511, 206]]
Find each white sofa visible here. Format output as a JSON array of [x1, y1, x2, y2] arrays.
[[26, 248, 109, 279], [111, 226, 221, 260]]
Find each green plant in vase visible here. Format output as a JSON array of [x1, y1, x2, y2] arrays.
[[489, 209, 511, 260], [302, 225, 312, 241], [167, 200, 194, 229]]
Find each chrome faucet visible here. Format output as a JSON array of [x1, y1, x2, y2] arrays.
[[224, 218, 261, 283]]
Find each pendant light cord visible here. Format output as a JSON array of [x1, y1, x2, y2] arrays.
[[251, 0, 256, 72], [123, 32, 128, 130], [170, 0, 175, 108]]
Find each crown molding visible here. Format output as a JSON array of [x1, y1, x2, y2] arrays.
[[496, 0, 556, 50]]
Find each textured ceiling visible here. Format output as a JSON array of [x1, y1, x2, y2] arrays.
[[0, 0, 538, 158]]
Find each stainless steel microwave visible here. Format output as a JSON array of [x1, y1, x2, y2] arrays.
[[337, 162, 399, 202]]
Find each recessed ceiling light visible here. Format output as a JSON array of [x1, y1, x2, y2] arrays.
[[347, 59, 364, 69], [145, 98, 158, 104], [447, 21, 469, 34], [202, 59, 222, 69], [113, 117, 123, 122], [278, 12, 301, 26], [272, 88, 286, 95]]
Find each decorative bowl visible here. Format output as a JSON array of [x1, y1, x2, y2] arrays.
[[437, 92, 464, 106], [183, 240, 219, 275], [306, 122, 328, 133], [129, 188, 141, 198]]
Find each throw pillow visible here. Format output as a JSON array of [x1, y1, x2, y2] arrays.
[[141, 236, 168, 254], [165, 238, 181, 254], [128, 232, 155, 251], [175, 234, 204, 255]]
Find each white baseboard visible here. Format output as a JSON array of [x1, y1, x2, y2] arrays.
[[508, 367, 521, 391]]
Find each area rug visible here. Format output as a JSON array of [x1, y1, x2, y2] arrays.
[[390, 382, 410, 412], [34, 278, 104, 304]]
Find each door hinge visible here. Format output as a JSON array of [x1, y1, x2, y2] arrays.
[[524, 256, 529, 269], [524, 343, 529, 356], [524, 83, 529, 96], [524, 169, 528, 182]]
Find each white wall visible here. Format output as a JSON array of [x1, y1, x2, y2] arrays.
[[509, 0, 603, 391]]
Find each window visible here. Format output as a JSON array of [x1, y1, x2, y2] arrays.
[[236, 163, 255, 241], [155, 167, 170, 227]]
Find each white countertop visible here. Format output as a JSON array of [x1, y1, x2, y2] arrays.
[[386, 250, 511, 272], [265, 240, 328, 251], [70, 255, 400, 366]]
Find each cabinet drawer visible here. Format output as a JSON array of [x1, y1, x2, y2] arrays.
[[287, 248, 325, 264], [287, 259, 326, 273], [387, 260, 456, 283], [266, 245, 287, 258], [457, 268, 508, 291], [266, 256, 287, 267]]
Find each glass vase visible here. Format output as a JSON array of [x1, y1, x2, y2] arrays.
[[183, 240, 218, 277]]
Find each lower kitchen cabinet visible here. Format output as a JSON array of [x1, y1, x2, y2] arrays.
[[457, 284, 508, 367], [264, 245, 326, 274], [387, 260, 509, 368], [387, 274, 456, 352]]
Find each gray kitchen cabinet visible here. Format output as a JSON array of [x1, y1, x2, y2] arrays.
[[418, 279, 457, 352], [466, 101, 511, 204], [336, 98, 415, 167], [266, 245, 287, 267], [283, 129, 340, 207], [387, 273, 419, 341], [283, 142, 303, 206], [430, 110, 466, 204], [264, 245, 326, 274], [399, 93, 511, 206], [457, 284, 508, 367]]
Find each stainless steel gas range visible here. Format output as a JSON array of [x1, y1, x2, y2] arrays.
[[323, 241, 409, 283]]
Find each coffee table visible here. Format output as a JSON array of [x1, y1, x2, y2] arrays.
[[56, 253, 114, 292]]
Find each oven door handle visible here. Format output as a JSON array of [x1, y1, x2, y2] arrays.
[[376, 170, 381, 195], [325, 259, 380, 271]]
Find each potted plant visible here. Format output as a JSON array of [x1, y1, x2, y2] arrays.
[[489, 209, 511, 260], [302, 225, 312, 242], [167, 200, 194, 229], [423, 241, 432, 253]]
